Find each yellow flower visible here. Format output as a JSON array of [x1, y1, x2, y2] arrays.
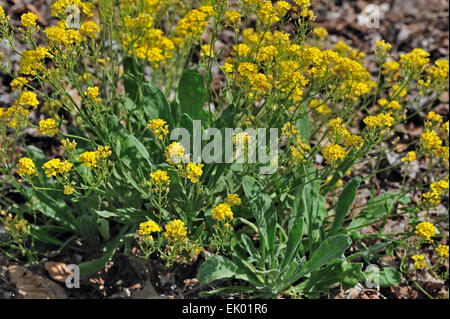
[[164, 219, 187, 242], [10, 77, 29, 90], [138, 219, 161, 239], [147, 119, 169, 140], [309, 99, 331, 115], [17, 91, 39, 109], [328, 118, 350, 139], [77, 151, 98, 167], [61, 139, 77, 152], [80, 21, 100, 39], [21, 12, 38, 28], [150, 170, 170, 187], [421, 129, 442, 154], [19, 47, 51, 75], [200, 44, 214, 58], [322, 144, 347, 164], [42, 158, 73, 177], [224, 10, 241, 25], [426, 111, 443, 126], [184, 162, 204, 183], [375, 40, 391, 54], [64, 184, 75, 195], [436, 244, 449, 258], [363, 112, 394, 130], [165, 142, 187, 165], [344, 135, 364, 150], [38, 118, 58, 136], [415, 222, 436, 242], [313, 27, 328, 38], [401, 151, 416, 163], [17, 157, 37, 177], [212, 203, 233, 222], [282, 122, 299, 137], [412, 254, 427, 269], [95, 145, 112, 160], [291, 136, 310, 162], [225, 194, 241, 206], [386, 100, 402, 110], [85, 86, 101, 102], [0, 6, 5, 21], [400, 48, 430, 70]]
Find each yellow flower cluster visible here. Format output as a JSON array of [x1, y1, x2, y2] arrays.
[[309, 98, 331, 115], [80, 21, 100, 39], [212, 203, 234, 222], [363, 112, 394, 130], [138, 219, 161, 240], [17, 157, 37, 177], [3, 213, 30, 242], [50, 0, 94, 17], [313, 27, 327, 38], [0, 105, 30, 128], [147, 119, 169, 140], [17, 91, 39, 109], [10, 77, 29, 91], [401, 151, 416, 163], [174, 6, 213, 39], [123, 27, 175, 63], [374, 40, 391, 54], [426, 111, 443, 126], [85, 87, 101, 102], [165, 142, 187, 165], [44, 22, 82, 47], [412, 254, 427, 269], [291, 136, 311, 163], [21, 12, 38, 29], [224, 10, 241, 25], [61, 139, 77, 152], [150, 170, 170, 192], [436, 244, 449, 258], [95, 145, 112, 160], [19, 47, 51, 75], [77, 151, 97, 167], [42, 158, 73, 177], [225, 194, 242, 206], [38, 118, 58, 137], [400, 48, 430, 70], [415, 221, 436, 242], [322, 144, 347, 165], [164, 219, 187, 242], [282, 122, 299, 137], [423, 179, 449, 208], [184, 162, 204, 183]]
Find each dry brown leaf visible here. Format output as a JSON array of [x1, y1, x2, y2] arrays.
[[8, 265, 68, 299], [44, 262, 71, 283]]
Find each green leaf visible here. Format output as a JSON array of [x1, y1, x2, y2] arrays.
[[376, 267, 402, 287], [348, 192, 399, 230], [242, 176, 277, 259], [178, 69, 208, 120], [197, 255, 247, 284], [280, 217, 304, 272], [288, 235, 352, 283], [21, 189, 77, 232], [329, 177, 361, 236], [297, 259, 365, 294], [296, 113, 310, 143], [79, 215, 100, 251], [79, 226, 129, 275]]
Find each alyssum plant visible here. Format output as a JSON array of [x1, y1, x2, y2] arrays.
[[0, 0, 448, 298]]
